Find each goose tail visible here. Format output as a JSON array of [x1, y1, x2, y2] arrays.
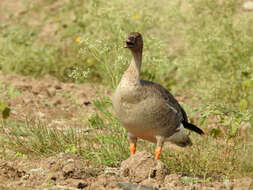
[[182, 120, 204, 135]]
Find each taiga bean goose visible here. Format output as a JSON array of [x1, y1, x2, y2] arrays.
[[112, 32, 204, 160]]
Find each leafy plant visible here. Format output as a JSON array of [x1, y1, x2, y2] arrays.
[[0, 101, 10, 119]]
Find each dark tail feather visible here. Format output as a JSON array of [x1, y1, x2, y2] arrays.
[[182, 120, 204, 135]]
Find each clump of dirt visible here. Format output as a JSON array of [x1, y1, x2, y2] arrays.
[[44, 153, 99, 180], [0, 162, 26, 180], [89, 174, 123, 190], [120, 151, 169, 183], [40, 153, 102, 189]]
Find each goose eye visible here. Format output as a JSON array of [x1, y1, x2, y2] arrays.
[[128, 36, 135, 42]]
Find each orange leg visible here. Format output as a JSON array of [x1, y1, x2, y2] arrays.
[[155, 136, 165, 160], [155, 146, 162, 160], [130, 142, 136, 155], [128, 133, 137, 156]]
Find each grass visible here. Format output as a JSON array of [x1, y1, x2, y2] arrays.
[[0, 97, 252, 179], [0, 0, 253, 180], [0, 98, 129, 166], [0, 120, 81, 156]]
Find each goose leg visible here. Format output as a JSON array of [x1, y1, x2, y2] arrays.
[[155, 136, 165, 160], [128, 133, 137, 155], [130, 142, 136, 155]]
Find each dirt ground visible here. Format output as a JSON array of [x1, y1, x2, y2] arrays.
[[0, 73, 253, 190], [1, 73, 110, 129]]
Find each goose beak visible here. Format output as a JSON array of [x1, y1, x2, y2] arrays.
[[125, 38, 135, 48], [124, 39, 131, 48]]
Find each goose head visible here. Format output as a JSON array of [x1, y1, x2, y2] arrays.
[[125, 32, 143, 53]]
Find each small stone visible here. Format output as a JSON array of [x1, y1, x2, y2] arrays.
[[22, 174, 30, 180], [104, 167, 120, 175], [58, 152, 64, 157], [54, 84, 62, 89], [52, 99, 62, 106], [46, 87, 56, 97], [62, 163, 75, 178], [77, 182, 88, 189], [83, 101, 91, 106], [28, 168, 45, 175], [118, 182, 158, 190], [51, 176, 57, 181], [66, 159, 74, 163]]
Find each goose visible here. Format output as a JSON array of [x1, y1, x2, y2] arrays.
[[112, 32, 204, 160]]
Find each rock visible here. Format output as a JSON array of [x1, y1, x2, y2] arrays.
[[28, 168, 45, 175], [64, 178, 88, 189], [104, 167, 120, 176], [243, 1, 253, 11], [118, 182, 158, 190], [62, 162, 75, 178], [66, 159, 74, 163], [46, 87, 56, 97], [54, 84, 62, 89], [52, 98, 62, 106], [50, 176, 57, 181], [120, 152, 169, 183], [77, 182, 88, 189], [83, 101, 91, 106]]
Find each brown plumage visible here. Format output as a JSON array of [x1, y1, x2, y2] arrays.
[[112, 32, 204, 160]]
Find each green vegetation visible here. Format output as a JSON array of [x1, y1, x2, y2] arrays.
[[0, 98, 129, 166], [1, 97, 252, 179], [0, 0, 252, 179]]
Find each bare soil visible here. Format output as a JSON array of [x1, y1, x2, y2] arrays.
[[0, 73, 253, 190], [1, 73, 109, 129]]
